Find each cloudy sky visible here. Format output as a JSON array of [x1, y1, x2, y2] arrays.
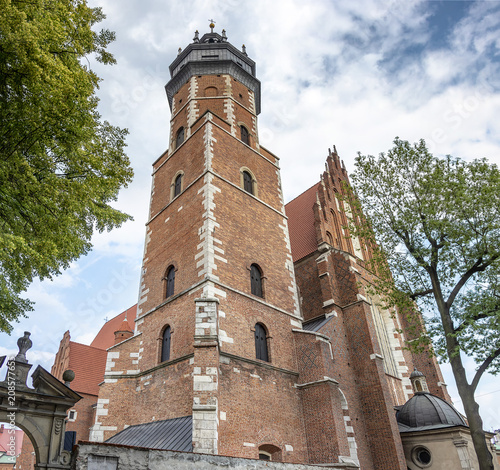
[[1, 0, 500, 431]]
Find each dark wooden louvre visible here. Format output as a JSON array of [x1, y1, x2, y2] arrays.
[[240, 125, 249, 145], [166, 266, 175, 298], [174, 174, 182, 197], [161, 326, 171, 362], [250, 264, 262, 297], [176, 127, 184, 148], [243, 171, 253, 194], [63, 431, 77, 451], [254, 323, 268, 362]]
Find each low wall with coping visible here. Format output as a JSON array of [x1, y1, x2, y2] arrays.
[[73, 442, 359, 469]]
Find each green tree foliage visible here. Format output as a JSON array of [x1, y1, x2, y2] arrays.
[[0, 0, 133, 333], [348, 137, 500, 470]]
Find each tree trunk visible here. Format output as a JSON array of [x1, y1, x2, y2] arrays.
[[451, 363, 494, 470], [446, 321, 494, 470]]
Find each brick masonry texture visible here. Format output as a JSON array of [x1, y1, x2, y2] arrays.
[[81, 50, 451, 469]]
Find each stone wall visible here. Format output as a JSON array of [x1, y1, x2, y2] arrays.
[[73, 443, 358, 470]]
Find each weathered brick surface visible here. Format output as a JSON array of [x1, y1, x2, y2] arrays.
[[65, 393, 97, 440], [218, 357, 307, 463], [15, 435, 35, 470]]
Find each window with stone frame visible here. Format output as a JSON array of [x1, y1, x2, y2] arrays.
[[161, 325, 171, 362], [250, 263, 263, 298], [240, 125, 250, 145], [243, 170, 253, 194], [175, 127, 184, 149], [174, 173, 182, 197], [165, 265, 175, 298], [254, 323, 269, 362]]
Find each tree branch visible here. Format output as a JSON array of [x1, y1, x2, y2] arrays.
[[410, 288, 434, 300], [447, 254, 500, 308], [453, 312, 495, 334], [471, 346, 500, 392]]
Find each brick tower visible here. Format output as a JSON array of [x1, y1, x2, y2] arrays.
[[89, 27, 449, 469], [90, 25, 308, 461]]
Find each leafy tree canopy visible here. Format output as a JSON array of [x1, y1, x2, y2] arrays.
[[0, 0, 133, 333], [348, 137, 500, 470], [349, 137, 500, 374]]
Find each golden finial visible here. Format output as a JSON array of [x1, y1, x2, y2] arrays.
[[208, 19, 215, 33]]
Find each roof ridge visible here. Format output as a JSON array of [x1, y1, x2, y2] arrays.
[[69, 340, 108, 352], [109, 304, 137, 320], [116, 415, 192, 430], [285, 182, 320, 206]]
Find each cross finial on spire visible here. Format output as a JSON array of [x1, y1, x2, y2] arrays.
[[208, 19, 216, 33]]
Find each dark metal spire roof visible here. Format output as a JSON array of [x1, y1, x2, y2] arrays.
[[397, 392, 467, 431], [165, 28, 261, 114]]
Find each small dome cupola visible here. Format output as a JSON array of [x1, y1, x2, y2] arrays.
[[397, 392, 467, 429], [410, 367, 429, 393], [165, 22, 261, 114]]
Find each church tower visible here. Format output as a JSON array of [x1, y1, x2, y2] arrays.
[[91, 25, 307, 461], [89, 26, 451, 470]]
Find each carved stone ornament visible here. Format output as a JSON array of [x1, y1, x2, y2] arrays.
[[60, 450, 71, 465], [54, 418, 63, 435], [15, 331, 33, 363]]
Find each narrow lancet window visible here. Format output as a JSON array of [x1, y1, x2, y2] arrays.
[[161, 326, 171, 362], [250, 264, 263, 297], [254, 323, 269, 362], [166, 265, 175, 298], [240, 125, 249, 145], [176, 127, 184, 149]]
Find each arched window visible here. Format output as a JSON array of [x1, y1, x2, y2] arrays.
[[175, 127, 184, 149], [161, 326, 171, 362], [165, 265, 175, 298], [174, 173, 182, 197], [331, 209, 343, 248], [240, 125, 249, 145], [240, 168, 258, 197], [243, 170, 253, 194], [250, 264, 263, 298], [326, 231, 333, 245], [254, 323, 268, 362]]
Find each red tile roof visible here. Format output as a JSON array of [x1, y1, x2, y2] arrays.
[[0, 426, 24, 456], [285, 183, 320, 262], [67, 342, 107, 396], [90, 304, 137, 350], [116, 319, 133, 333], [52, 305, 137, 396]]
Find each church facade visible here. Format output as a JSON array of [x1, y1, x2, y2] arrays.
[[71, 27, 455, 469]]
